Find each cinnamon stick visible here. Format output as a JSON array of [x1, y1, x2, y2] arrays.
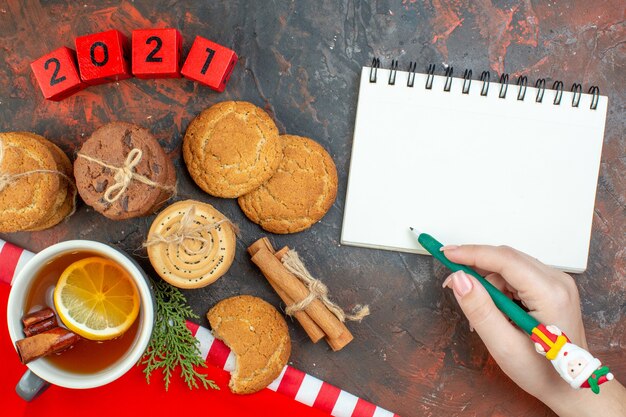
[[247, 237, 274, 257], [326, 331, 354, 352], [274, 246, 290, 260], [24, 316, 58, 337], [21, 307, 55, 328], [15, 327, 82, 364], [248, 240, 325, 343], [276, 246, 354, 350], [251, 247, 346, 340]]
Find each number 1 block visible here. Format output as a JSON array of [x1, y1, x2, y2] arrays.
[[75, 29, 131, 85], [132, 28, 182, 79], [31, 47, 86, 101], [181, 36, 237, 92]]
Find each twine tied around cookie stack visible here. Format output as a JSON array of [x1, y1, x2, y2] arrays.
[[77, 148, 176, 203], [0, 135, 77, 233], [0, 141, 74, 193], [144, 203, 238, 255], [248, 237, 369, 351], [145, 200, 237, 289]]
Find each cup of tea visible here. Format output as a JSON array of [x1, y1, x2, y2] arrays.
[[6, 240, 155, 400]]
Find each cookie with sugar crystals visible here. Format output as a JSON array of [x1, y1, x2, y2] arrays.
[[238, 135, 337, 234], [22, 133, 75, 231], [0, 132, 61, 232], [183, 101, 282, 198], [207, 295, 291, 394], [146, 200, 236, 289]]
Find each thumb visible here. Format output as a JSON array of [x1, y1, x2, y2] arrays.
[[444, 270, 528, 361]]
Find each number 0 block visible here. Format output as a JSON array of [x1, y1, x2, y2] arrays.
[[132, 28, 182, 79], [181, 36, 237, 92], [75, 29, 131, 85], [31, 47, 86, 101]]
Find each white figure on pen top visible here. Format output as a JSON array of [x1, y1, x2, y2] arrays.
[[439, 244, 626, 417]]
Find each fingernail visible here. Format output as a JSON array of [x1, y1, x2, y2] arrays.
[[442, 274, 453, 288], [440, 245, 459, 251], [451, 271, 473, 298]]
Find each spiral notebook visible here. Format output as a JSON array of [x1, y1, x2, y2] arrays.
[[341, 61, 608, 272]]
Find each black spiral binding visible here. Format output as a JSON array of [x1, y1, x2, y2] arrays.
[[535, 79, 546, 102], [516, 76, 527, 100], [480, 71, 490, 96], [425, 64, 436, 89], [462, 69, 472, 94], [369, 58, 380, 83], [552, 81, 563, 105], [407, 61, 417, 87], [443, 66, 453, 92], [588, 86, 599, 110], [388, 59, 399, 85], [499, 73, 509, 98], [367, 59, 600, 109], [571, 83, 582, 107]]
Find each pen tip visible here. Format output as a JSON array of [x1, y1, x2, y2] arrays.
[[409, 226, 414, 231]]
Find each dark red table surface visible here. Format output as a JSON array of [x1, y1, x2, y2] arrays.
[[1, 1, 624, 416]]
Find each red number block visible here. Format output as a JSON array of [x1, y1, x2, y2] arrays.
[[31, 47, 86, 101], [132, 28, 182, 79], [181, 36, 237, 92], [75, 29, 131, 85]]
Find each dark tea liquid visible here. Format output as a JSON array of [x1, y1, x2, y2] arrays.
[[24, 250, 140, 374]]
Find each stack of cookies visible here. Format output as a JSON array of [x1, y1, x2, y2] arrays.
[[74, 122, 176, 220], [0, 132, 75, 233], [145, 200, 237, 289], [183, 101, 337, 234]]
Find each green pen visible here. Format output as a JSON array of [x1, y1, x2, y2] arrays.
[[410, 228, 613, 394]]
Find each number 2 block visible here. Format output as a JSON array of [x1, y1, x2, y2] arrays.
[[75, 29, 131, 85], [181, 36, 237, 92], [132, 28, 182, 79], [31, 47, 86, 101]]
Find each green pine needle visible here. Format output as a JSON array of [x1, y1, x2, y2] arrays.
[[139, 279, 219, 391]]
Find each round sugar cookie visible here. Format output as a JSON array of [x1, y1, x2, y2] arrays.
[[0, 132, 61, 232], [146, 200, 236, 289], [238, 135, 338, 234], [23, 133, 75, 231], [182, 101, 282, 198], [207, 295, 291, 394]]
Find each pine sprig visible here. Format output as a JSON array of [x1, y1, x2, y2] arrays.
[[139, 279, 219, 391]]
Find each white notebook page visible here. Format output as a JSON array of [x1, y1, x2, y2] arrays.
[[341, 67, 608, 272]]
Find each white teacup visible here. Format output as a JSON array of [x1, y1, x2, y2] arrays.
[[7, 240, 155, 400]]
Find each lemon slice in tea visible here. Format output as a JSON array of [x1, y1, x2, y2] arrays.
[[54, 256, 140, 341]]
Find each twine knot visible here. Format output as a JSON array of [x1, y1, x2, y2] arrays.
[[106, 148, 143, 202], [0, 140, 76, 196], [143, 204, 237, 255], [282, 250, 370, 323], [77, 147, 175, 204]]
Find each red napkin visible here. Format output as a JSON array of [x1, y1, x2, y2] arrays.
[[0, 282, 328, 417]]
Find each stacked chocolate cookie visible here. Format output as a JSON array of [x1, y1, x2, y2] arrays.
[[0, 132, 75, 233], [183, 101, 338, 234], [74, 122, 176, 220]]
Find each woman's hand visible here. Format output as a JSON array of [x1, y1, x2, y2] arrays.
[[441, 244, 626, 417]]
